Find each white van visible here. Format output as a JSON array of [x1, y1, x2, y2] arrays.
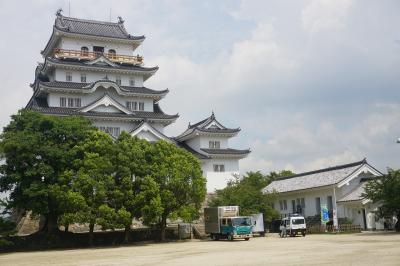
[[280, 215, 306, 237]]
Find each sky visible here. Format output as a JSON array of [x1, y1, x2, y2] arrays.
[[0, 0, 399, 174]]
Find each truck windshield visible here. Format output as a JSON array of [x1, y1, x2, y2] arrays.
[[292, 219, 305, 225], [233, 217, 251, 226]]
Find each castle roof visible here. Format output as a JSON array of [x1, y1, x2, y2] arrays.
[[176, 112, 240, 141], [54, 14, 144, 40], [35, 80, 168, 100], [42, 57, 158, 77], [26, 95, 178, 124]]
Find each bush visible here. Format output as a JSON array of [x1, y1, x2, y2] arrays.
[[0, 217, 16, 236], [0, 238, 14, 248]]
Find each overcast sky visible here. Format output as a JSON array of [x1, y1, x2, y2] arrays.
[[0, 0, 399, 174]]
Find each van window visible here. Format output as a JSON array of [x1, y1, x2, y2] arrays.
[[227, 219, 232, 226], [292, 219, 305, 225]]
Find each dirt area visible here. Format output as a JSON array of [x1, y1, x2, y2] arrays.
[[1, 232, 399, 266]]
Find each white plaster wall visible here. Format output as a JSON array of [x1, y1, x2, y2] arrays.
[[47, 88, 153, 112], [271, 187, 335, 217], [150, 123, 165, 133], [336, 173, 370, 199], [135, 130, 161, 142], [60, 37, 136, 56], [54, 68, 144, 87], [202, 159, 240, 193], [186, 137, 201, 151], [185, 136, 229, 153], [199, 136, 228, 149], [91, 120, 139, 134]]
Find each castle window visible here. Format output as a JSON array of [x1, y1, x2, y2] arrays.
[[60, 97, 66, 107], [66, 72, 72, 82], [61, 97, 81, 108], [80, 74, 86, 83], [138, 102, 144, 111], [116, 76, 121, 85], [80, 46, 89, 57], [99, 126, 120, 138], [209, 141, 220, 149], [93, 46, 104, 56], [74, 98, 81, 108], [68, 98, 74, 107], [126, 101, 137, 111], [129, 77, 135, 86], [213, 164, 225, 172], [108, 49, 116, 59]]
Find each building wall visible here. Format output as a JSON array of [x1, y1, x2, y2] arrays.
[[202, 158, 240, 193], [185, 135, 229, 152], [272, 187, 335, 218], [47, 88, 154, 112], [91, 120, 139, 133], [54, 68, 144, 87], [60, 37, 136, 56]]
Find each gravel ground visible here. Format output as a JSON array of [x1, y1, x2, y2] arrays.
[[1, 232, 399, 266]]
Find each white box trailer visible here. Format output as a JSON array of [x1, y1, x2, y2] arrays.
[[250, 213, 265, 236]]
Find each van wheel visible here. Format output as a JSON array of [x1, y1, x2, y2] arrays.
[[302, 232, 306, 237], [245, 238, 250, 241]]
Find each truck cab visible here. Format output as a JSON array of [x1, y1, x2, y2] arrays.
[[220, 216, 253, 240], [281, 215, 307, 237], [204, 206, 253, 241]]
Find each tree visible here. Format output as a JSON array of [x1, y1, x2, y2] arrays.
[[0, 110, 95, 234], [363, 169, 400, 231], [69, 130, 116, 245], [111, 133, 162, 243], [209, 171, 294, 223], [148, 141, 206, 241]]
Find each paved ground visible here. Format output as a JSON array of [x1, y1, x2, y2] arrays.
[[1, 232, 399, 266]]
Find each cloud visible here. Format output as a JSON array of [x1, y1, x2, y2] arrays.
[[301, 0, 353, 34]]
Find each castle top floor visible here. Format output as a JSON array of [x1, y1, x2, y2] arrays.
[[41, 10, 145, 65]]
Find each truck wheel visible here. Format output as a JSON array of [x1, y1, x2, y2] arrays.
[[245, 238, 250, 241], [227, 234, 233, 241]]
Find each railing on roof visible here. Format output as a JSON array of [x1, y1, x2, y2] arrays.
[[53, 48, 143, 65]]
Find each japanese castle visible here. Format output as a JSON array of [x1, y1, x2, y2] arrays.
[[26, 10, 250, 192]]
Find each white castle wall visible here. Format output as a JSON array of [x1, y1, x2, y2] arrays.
[[185, 136, 228, 152], [201, 159, 240, 193], [60, 37, 136, 56], [54, 68, 144, 87], [47, 88, 154, 112]]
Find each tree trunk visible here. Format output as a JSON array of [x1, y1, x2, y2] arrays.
[[45, 213, 59, 235], [64, 223, 69, 233], [89, 222, 95, 246], [124, 225, 130, 244], [160, 215, 167, 241], [395, 215, 400, 232]]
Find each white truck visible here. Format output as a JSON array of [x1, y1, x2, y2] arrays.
[[280, 214, 306, 237]]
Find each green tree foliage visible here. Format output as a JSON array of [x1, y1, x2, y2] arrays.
[[148, 141, 206, 241], [0, 111, 206, 242], [209, 171, 294, 222], [363, 169, 400, 231], [0, 110, 94, 233], [112, 133, 162, 242], [69, 130, 116, 245]]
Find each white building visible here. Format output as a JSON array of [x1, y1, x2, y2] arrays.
[[263, 159, 388, 230], [26, 11, 249, 193], [175, 112, 250, 192]]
